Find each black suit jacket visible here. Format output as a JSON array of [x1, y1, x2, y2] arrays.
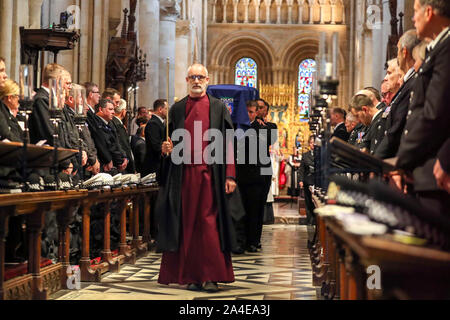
[[29, 88, 70, 148], [375, 70, 416, 159], [88, 114, 126, 168], [0, 101, 23, 142], [299, 150, 315, 186], [111, 117, 135, 173], [332, 122, 350, 142], [360, 110, 387, 155], [131, 135, 146, 174], [397, 29, 450, 192], [236, 120, 270, 185], [143, 115, 165, 180]]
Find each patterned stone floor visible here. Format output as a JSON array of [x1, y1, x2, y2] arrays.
[[53, 224, 317, 300]]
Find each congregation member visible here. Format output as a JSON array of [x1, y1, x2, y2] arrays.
[[92, 98, 128, 173], [64, 83, 100, 177], [156, 64, 236, 293], [345, 112, 360, 146], [376, 29, 420, 159], [129, 106, 151, 136], [381, 59, 403, 106], [350, 94, 386, 155], [109, 94, 136, 173], [0, 79, 23, 142], [131, 116, 148, 174], [29, 63, 81, 173], [396, 0, 450, 215], [143, 99, 168, 182], [330, 107, 350, 142]]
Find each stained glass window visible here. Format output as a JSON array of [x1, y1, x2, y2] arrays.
[[298, 59, 316, 120], [235, 58, 257, 88]]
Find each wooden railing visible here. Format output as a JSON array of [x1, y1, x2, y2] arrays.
[[0, 186, 158, 300], [310, 193, 450, 300]]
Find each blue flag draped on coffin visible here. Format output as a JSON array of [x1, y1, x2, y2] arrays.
[[207, 84, 259, 130]]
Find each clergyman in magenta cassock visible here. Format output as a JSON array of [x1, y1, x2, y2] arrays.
[[156, 64, 237, 287]]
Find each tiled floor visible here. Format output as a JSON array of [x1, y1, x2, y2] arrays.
[[53, 200, 317, 300], [53, 223, 317, 301]]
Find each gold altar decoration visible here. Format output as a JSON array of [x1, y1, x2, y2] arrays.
[[259, 82, 310, 155]]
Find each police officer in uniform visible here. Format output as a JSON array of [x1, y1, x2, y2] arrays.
[[396, 0, 450, 215]]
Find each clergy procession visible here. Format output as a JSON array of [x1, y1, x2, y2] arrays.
[[0, 0, 449, 303]]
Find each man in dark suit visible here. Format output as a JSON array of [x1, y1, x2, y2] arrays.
[[376, 29, 420, 159], [29, 64, 81, 173], [363, 87, 387, 111], [350, 94, 386, 155], [345, 112, 360, 146], [299, 136, 316, 225], [131, 117, 148, 174], [330, 107, 350, 142], [255, 98, 277, 248], [396, 0, 450, 215], [83, 82, 102, 175], [91, 99, 128, 172], [110, 95, 135, 173], [236, 100, 268, 253], [143, 99, 167, 181]]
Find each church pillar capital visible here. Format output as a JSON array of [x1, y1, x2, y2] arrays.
[[160, 0, 181, 22]]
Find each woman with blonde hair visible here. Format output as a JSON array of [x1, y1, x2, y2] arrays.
[[0, 79, 23, 142]]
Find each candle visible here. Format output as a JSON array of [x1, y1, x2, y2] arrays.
[[326, 62, 333, 78]]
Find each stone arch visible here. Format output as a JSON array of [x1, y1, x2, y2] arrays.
[[208, 31, 276, 84]]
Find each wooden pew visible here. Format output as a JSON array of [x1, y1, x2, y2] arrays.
[[1, 185, 158, 299], [310, 198, 450, 299], [0, 190, 87, 300], [79, 186, 158, 283]]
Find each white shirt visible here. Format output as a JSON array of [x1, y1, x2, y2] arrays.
[[403, 67, 415, 83], [372, 109, 383, 122], [153, 114, 164, 124], [427, 27, 449, 52]]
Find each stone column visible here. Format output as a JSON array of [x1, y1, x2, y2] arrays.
[[275, 0, 281, 24], [298, 0, 304, 24], [309, 1, 314, 24], [232, 0, 238, 23], [243, 0, 249, 23], [29, 0, 44, 29], [287, 0, 293, 24], [254, 0, 260, 23], [222, 0, 228, 23], [79, 0, 92, 84], [331, 0, 336, 24], [264, 0, 271, 24], [139, 0, 160, 107], [319, 0, 325, 24], [159, 0, 180, 105], [175, 20, 191, 100], [0, 0, 14, 76], [211, 0, 217, 23]]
